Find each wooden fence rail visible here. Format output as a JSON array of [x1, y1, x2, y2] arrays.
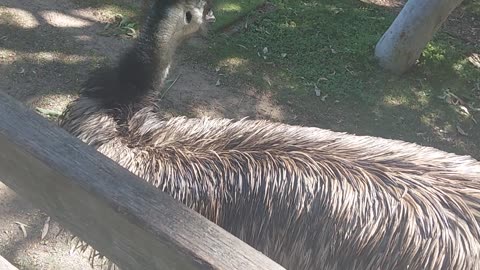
[[0, 255, 18, 270], [0, 91, 284, 270]]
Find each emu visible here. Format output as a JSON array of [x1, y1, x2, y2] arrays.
[[59, 0, 480, 269]]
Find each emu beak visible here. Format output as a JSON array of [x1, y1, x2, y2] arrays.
[[205, 10, 216, 23]]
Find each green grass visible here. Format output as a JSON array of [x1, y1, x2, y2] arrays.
[[464, 0, 480, 16], [212, 0, 266, 30], [200, 0, 480, 158], [72, 0, 264, 31], [72, 0, 479, 158]]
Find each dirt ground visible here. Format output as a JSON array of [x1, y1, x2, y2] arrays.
[[0, 0, 286, 268], [0, 0, 478, 269]]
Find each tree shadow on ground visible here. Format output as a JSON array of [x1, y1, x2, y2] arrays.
[[1, 0, 284, 121], [0, 0, 132, 106], [201, 0, 480, 159], [0, 182, 95, 269]]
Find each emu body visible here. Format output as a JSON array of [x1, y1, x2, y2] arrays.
[[59, 0, 480, 269], [62, 102, 480, 269]]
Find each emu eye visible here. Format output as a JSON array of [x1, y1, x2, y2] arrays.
[[185, 11, 192, 23]]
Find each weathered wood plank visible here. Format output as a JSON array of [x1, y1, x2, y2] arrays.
[[0, 255, 18, 270], [0, 91, 284, 270]]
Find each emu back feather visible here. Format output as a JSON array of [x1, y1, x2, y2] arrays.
[[60, 99, 480, 270]]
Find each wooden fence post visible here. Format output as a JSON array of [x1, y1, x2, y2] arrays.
[[0, 256, 18, 270], [0, 91, 284, 270]]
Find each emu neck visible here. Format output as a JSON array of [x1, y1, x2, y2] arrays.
[[83, 3, 182, 107], [136, 6, 183, 86]]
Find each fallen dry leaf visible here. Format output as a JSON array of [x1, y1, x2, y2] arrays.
[[458, 105, 471, 118], [468, 53, 480, 68], [237, 44, 248, 50], [41, 216, 51, 240], [438, 89, 466, 106], [15, 222, 28, 238], [263, 75, 272, 86], [457, 125, 468, 136], [314, 85, 321, 97]]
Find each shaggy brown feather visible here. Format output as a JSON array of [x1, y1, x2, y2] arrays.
[[60, 96, 480, 269], [58, 0, 480, 269]]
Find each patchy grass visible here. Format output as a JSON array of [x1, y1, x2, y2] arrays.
[[212, 0, 266, 30], [199, 0, 480, 158], [64, 0, 479, 158], [464, 0, 480, 16], [71, 0, 265, 33]]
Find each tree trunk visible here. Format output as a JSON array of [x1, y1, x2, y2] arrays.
[[375, 0, 464, 74]]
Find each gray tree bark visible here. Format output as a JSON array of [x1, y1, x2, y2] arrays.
[[375, 0, 464, 74]]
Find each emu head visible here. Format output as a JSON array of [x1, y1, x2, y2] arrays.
[[182, 0, 216, 37], [148, 0, 215, 41]]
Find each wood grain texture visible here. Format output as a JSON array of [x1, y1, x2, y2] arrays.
[[0, 91, 284, 270], [0, 256, 18, 270]]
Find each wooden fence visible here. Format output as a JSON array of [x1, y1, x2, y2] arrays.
[[0, 91, 284, 270], [0, 255, 18, 270]]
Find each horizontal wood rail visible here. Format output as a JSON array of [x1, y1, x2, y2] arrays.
[[0, 255, 19, 270], [0, 91, 284, 270]]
